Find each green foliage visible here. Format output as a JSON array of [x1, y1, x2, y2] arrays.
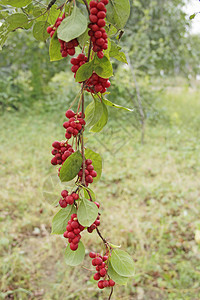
[[103, 98, 133, 112], [33, 21, 50, 42], [75, 55, 113, 82], [6, 13, 29, 31], [85, 148, 102, 182], [109, 40, 128, 64], [90, 100, 108, 133], [0, 0, 32, 7], [77, 198, 98, 227], [107, 264, 129, 285], [52, 206, 77, 234], [110, 249, 135, 277], [49, 32, 63, 62], [64, 241, 85, 266], [106, 0, 131, 29], [59, 151, 83, 182], [57, 6, 88, 42]]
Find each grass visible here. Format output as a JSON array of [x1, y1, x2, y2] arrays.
[[0, 87, 200, 300]]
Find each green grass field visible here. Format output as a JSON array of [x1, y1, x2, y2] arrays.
[[0, 88, 200, 300]]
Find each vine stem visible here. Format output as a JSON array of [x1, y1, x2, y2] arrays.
[[81, 88, 86, 186], [108, 287, 114, 300], [82, 0, 90, 14]]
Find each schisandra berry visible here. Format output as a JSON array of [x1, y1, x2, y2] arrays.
[[63, 214, 85, 251], [78, 159, 97, 185], [88, 0, 109, 59], [64, 109, 86, 139], [51, 141, 74, 166], [85, 72, 111, 94], [70, 54, 88, 77], [89, 251, 115, 289], [47, 13, 79, 58], [59, 190, 79, 208]]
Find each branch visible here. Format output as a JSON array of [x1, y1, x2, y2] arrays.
[[81, 89, 86, 185], [108, 287, 114, 300], [82, 0, 90, 14]]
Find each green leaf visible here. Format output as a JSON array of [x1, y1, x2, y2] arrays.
[[49, 32, 63, 62], [109, 243, 121, 249], [109, 40, 128, 64], [65, 241, 85, 266], [6, 13, 29, 31], [48, 4, 60, 25], [93, 55, 113, 78], [75, 61, 93, 82], [59, 150, 83, 182], [83, 186, 96, 201], [107, 263, 129, 285], [110, 249, 135, 277], [90, 100, 108, 133], [85, 148, 102, 183], [85, 98, 103, 128], [0, 0, 32, 7], [106, 0, 130, 29], [33, 20, 50, 41], [51, 205, 77, 234], [57, 5, 88, 42], [103, 98, 133, 112], [77, 198, 98, 227], [78, 28, 90, 46], [189, 13, 196, 20]]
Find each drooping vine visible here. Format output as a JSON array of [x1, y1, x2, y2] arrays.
[[0, 0, 134, 298]]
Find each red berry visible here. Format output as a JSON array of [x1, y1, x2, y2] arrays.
[[94, 31, 102, 38], [101, 0, 109, 5], [92, 24, 99, 31], [62, 50, 68, 57], [76, 123, 82, 131], [103, 280, 109, 288], [61, 190, 68, 198], [86, 175, 93, 183], [51, 157, 57, 165], [70, 243, 78, 251], [70, 58, 79, 65], [98, 280, 104, 289], [90, 7, 98, 14], [86, 159, 93, 165], [94, 273, 101, 281], [59, 199, 67, 208], [47, 26, 52, 34], [95, 257, 103, 265], [97, 11, 106, 19], [74, 228, 81, 235], [108, 279, 115, 287], [89, 252, 96, 258], [95, 84, 103, 93], [97, 51, 104, 59], [89, 0, 97, 8], [87, 165, 94, 171], [103, 255, 108, 261], [66, 224, 73, 232], [72, 236, 80, 244], [50, 30, 55, 37], [52, 141, 61, 149], [97, 19, 106, 27], [94, 202, 100, 208], [68, 232, 75, 239], [67, 48, 75, 56], [89, 14, 98, 23], [66, 196, 74, 205], [67, 127, 74, 134], [72, 193, 79, 200], [96, 38, 105, 46], [65, 109, 75, 118], [95, 220, 100, 226], [100, 268, 107, 277], [90, 170, 97, 177], [71, 221, 79, 229], [65, 132, 72, 139]]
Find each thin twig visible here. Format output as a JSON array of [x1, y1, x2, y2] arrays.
[[108, 287, 114, 300], [96, 227, 108, 246], [82, 0, 90, 14], [81, 90, 86, 185]]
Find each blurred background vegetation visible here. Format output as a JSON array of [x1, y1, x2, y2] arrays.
[[1, 0, 200, 299]]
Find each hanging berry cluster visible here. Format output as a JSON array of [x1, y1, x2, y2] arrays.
[[46, 0, 135, 298], [47, 14, 79, 57], [64, 214, 85, 251], [88, 0, 109, 59], [89, 251, 116, 289]]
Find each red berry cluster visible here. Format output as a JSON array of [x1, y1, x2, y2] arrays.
[[47, 14, 79, 57], [89, 252, 115, 289], [88, 0, 109, 59], [51, 141, 74, 166], [85, 72, 111, 93], [78, 159, 97, 185], [59, 190, 79, 208], [63, 109, 86, 140], [63, 214, 85, 251], [71, 54, 88, 77]]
